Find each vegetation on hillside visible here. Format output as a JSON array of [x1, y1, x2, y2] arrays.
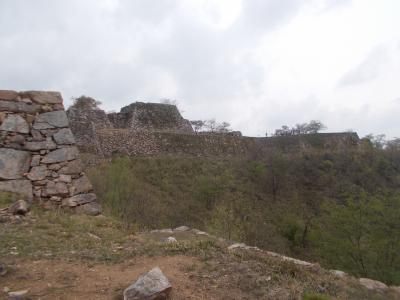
[[87, 137, 400, 285], [3, 208, 397, 299]]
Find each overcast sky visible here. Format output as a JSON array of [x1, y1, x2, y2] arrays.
[[1, 0, 399, 137]]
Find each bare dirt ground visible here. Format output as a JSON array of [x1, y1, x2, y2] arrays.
[[1, 256, 227, 300], [1, 208, 399, 300]]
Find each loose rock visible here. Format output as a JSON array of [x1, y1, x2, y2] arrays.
[[174, 226, 190, 232], [9, 200, 29, 215], [0, 263, 7, 276], [123, 267, 172, 300], [75, 201, 102, 216], [8, 289, 29, 299], [359, 278, 388, 290]]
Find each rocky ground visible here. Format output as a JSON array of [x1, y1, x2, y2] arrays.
[[1, 205, 399, 300]]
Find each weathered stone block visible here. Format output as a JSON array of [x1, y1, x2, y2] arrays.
[[45, 181, 69, 196], [24, 138, 57, 151], [24, 91, 63, 104], [0, 90, 18, 101], [27, 165, 48, 181], [0, 148, 31, 179], [0, 179, 33, 200], [62, 193, 97, 207], [70, 175, 92, 195], [0, 100, 40, 113], [33, 111, 69, 129], [0, 114, 30, 134], [59, 159, 83, 174], [30, 155, 41, 167], [41, 147, 79, 164], [75, 201, 102, 215], [8, 134, 25, 145], [58, 174, 72, 183], [53, 128, 75, 144]]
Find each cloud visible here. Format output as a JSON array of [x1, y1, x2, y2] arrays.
[[0, 0, 399, 138], [337, 46, 389, 87]]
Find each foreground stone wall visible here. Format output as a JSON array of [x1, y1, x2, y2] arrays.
[[0, 90, 100, 215]]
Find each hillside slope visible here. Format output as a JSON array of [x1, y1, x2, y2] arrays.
[[1, 206, 399, 300], [85, 145, 400, 286]]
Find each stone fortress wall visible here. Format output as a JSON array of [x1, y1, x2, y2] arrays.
[[0, 90, 100, 215], [67, 99, 360, 158]]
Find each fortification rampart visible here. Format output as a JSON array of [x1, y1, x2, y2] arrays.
[[66, 99, 360, 158], [0, 90, 100, 215], [88, 129, 359, 158]]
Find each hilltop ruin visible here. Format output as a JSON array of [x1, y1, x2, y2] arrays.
[[67, 97, 360, 157]]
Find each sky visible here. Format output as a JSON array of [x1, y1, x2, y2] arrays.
[[0, 0, 399, 138]]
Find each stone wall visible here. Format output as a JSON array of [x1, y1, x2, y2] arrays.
[[0, 90, 100, 215], [66, 100, 360, 158], [107, 102, 194, 133], [88, 129, 359, 158]]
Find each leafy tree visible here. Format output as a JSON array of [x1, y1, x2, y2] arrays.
[[312, 193, 400, 284]]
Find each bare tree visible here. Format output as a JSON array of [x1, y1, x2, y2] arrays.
[[273, 120, 327, 136], [190, 120, 205, 133], [71, 95, 102, 110]]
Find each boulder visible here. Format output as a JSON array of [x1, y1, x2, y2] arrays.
[[0, 114, 30, 134], [123, 267, 172, 300], [41, 147, 79, 164], [0, 149, 31, 179], [0, 100, 40, 114], [359, 278, 388, 290], [33, 111, 69, 129], [9, 200, 29, 215], [62, 193, 97, 207], [0, 180, 33, 200], [53, 128, 75, 144], [27, 165, 48, 181], [75, 201, 102, 216]]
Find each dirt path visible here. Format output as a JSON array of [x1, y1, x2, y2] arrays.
[[0, 256, 221, 300]]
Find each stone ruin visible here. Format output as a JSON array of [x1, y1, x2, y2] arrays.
[[66, 97, 360, 158], [0, 90, 100, 215], [67, 100, 193, 133]]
